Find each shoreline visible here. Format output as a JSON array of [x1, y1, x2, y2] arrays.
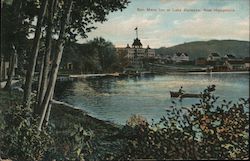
[[50, 99, 121, 129], [0, 90, 124, 160], [56, 70, 250, 81]]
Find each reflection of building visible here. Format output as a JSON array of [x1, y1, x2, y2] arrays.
[[116, 28, 155, 68], [172, 52, 189, 63]]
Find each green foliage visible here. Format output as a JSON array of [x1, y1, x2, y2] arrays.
[[0, 91, 95, 161], [1, 105, 53, 161], [114, 86, 249, 160], [1, 0, 38, 77], [62, 37, 120, 74], [67, 0, 130, 41], [47, 123, 94, 161], [89, 37, 118, 72]]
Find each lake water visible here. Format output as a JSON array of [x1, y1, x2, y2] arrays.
[[55, 72, 249, 125]]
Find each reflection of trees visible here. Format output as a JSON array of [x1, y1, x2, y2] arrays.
[[86, 77, 118, 94], [54, 81, 74, 100]]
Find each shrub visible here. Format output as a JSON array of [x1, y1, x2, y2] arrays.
[[0, 91, 94, 161], [47, 123, 94, 161], [115, 86, 249, 160], [1, 105, 53, 161], [126, 114, 148, 127]]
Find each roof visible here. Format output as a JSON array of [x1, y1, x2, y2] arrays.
[[225, 54, 236, 59], [227, 60, 244, 64], [175, 52, 188, 56], [211, 53, 220, 57], [132, 38, 142, 47], [175, 52, 182, 56]]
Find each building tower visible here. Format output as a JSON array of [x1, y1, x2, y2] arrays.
[[132, 27, 143, 48]]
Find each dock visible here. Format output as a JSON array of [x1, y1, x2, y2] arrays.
[[69, 73, 120, 78]]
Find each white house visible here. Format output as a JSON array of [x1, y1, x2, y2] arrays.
[[172, 52, 189, 63], [207, 53, 221, 61], [224, 54, 236, 60], [145, 45, 156, 58]]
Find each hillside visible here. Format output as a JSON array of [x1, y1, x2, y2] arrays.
[[155, 40, 249, 60]]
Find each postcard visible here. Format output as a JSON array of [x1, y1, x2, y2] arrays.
[[0, 0, 249, 160]]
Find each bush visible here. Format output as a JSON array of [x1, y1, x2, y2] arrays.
[[47, 123, 94, 161], [1, 105, 53, 161], [115, 86, 249, 160], [126, 114, 148, 127], [0, 91, 94, 161]]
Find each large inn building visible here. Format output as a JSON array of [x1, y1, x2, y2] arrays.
[[116, 32, 156, 68]]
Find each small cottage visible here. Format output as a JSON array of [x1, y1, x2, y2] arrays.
[[207, 53, 220, 61], [172, 52, 189, 63], [224, 54, 236, 61]]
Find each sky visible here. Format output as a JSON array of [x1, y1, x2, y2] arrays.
[[78, 0, 249, 48]]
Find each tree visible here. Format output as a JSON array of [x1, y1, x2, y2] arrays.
[[89, 37, 117, 72], [1, 0, 37, 90], [23, 0, 49, 108], [4, 45, 17, 91], [36, 0, 57, 114], [38, 0, 74, 131], [1, 1, 21, 89], [35, 0, 130, 130]]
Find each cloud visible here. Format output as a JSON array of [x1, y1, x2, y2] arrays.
[[162, 16, 249, 42], [78, 14, 162, 46], [78, 0, 249, 48], [160, 0, 198, 4]]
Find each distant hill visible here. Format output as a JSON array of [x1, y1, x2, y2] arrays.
[[155, 40, 249, 60]]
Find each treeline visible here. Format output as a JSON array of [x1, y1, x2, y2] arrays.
[[62, 37, 121, 74]]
